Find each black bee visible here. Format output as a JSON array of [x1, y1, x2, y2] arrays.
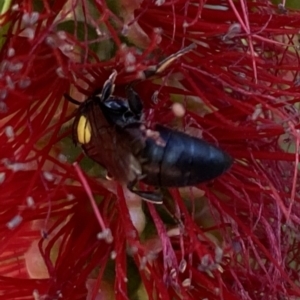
[[66, 46, 232, 203]]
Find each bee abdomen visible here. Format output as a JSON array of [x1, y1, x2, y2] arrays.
[[140, 125, 233, 187]]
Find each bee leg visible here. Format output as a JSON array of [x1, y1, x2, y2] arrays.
[[127, 180, 163, 204], [126, 87, 143, 118]]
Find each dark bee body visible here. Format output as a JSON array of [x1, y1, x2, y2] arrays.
[[69, 84, 232, 203], [67, 46, 233, 203], [134, 124, 232, 187]]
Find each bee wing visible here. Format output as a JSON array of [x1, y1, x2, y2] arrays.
[[73, 100, 142, 183]]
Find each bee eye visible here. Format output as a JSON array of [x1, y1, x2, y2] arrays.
[[77, 115, 92, 144]]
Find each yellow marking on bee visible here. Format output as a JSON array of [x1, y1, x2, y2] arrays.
[[77, 115, 91, 144]]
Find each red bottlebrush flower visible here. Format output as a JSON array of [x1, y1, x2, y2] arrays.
[[1, 0, 300, 299]]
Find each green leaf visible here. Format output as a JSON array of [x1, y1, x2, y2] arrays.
[[0, 0, 13, 49], [272, 0, 300, 10]]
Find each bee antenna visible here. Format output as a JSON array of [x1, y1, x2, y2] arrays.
[[100, 70, 118, 102], [64, 93, 81, 106], [143, 43, 196, 78]]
